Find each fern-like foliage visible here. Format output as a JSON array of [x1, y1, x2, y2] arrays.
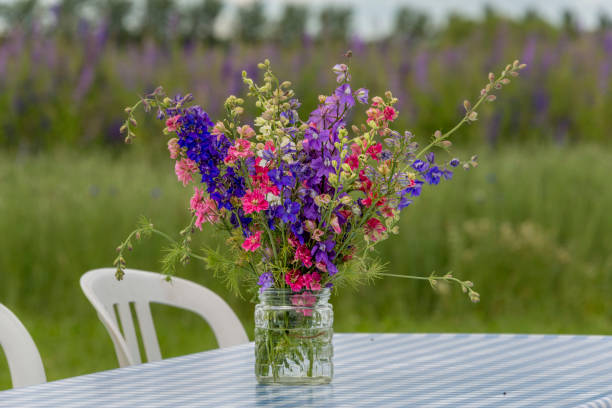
[[202, 247, 257, 297]]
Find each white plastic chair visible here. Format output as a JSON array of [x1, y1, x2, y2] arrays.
[[80, 268, 249, 367], [0, 303, 46, 388]]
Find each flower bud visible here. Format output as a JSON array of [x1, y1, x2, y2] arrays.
[[488, 72, 495, 82], [463, 100, 471, 111], [487, 95, 496, 102], [340, 196, 352, 205]]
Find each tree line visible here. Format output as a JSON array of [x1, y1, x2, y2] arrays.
[[1, 0, 610, 46]]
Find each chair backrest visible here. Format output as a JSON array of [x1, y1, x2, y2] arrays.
[[0, 304, 46, 388], [80, 268, 249, 367]]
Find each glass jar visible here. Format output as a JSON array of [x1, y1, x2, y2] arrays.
[[254, 288, 333, 385]]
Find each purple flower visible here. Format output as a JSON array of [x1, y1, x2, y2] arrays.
[[411, 160, 429, 172], [258, 272, 274, 292], [442, 169, 453, 180], [332, 63, 349, 83], [268, 165, 295, 189], [449, 158, 460, 167], [334, 84, 355, 108], [311, 156, 336, 183], [355, 88, 369, 104], [275, 199, 301, 224], [380, 150, 392, 161], [398, 195, 413, 210], [403, 179, 424, 197], [424, 166, 443, 185]]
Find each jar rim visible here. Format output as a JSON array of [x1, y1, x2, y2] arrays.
[[259, 287, 331, 295]]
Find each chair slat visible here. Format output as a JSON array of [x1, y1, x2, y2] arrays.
[[134, 301, 162, 362], [116, 302, 141, 364]]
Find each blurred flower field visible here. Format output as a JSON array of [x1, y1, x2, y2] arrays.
[[0, 4, 611, 150], [1, 0, 612, 390]]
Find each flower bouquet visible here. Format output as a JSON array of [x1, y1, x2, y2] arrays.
[[115, 52, 525, 384]]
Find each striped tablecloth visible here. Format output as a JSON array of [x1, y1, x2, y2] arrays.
[[1, 333, 612, 407]]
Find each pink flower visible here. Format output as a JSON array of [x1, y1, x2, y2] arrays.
[[241, 189, 269, 214], [363, 192, 380, 208], [345, 154, 359, 170], [350, 143, 362, 155], [366, 107, 383, 124], [367, 143, 382, 161], [175, 158, 197, 186], [190, 188, 219, 229], [288, 235, 299, 248], [167, 138, 180, 159], [285, 269, 304, 292], [371, 96, 384, 107], [291, 293, 317, 316], [165, 115, 181, 132], [237, 125, 256, 139], [294, 244, 313, 268], [302, 272, 321, 291], [330, 214, 342, 234], [242, 231, 262, 252], [364, 218, 387, 242], [381, 205, 395, 218], [311, 229, 324, 242], [212, 121, 226, 136], [264, 141, 276, 151], [225, 139, 253, 164], [304, 220, 316, 233], [383, 106, 398, 121]]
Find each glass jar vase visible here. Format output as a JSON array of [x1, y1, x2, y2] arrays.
[[254, 288, 333, 385]]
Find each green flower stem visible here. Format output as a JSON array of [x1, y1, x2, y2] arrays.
[[380, 273, 480, 302]]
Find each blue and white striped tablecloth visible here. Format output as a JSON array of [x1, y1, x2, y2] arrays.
[[1, 333, 612, 407]]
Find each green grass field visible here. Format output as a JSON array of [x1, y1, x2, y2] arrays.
[[1, 144, 612, 390]]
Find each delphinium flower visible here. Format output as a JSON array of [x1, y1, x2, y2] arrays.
[[117, 55, 526, 305]]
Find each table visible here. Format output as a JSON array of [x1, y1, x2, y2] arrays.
[[1, 333, 612, 407]]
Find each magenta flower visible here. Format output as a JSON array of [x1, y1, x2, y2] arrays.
[[285, 269, 305, 292], [294, 244, 313, 268], [242, 230, 262, 252], [241, 189, 269, 214], [383, 106, 397, 121], [364, 218, 386, 242]]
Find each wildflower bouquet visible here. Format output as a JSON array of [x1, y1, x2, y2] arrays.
[[116, 53, 525, 384]]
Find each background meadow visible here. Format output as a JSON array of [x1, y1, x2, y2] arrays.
[[1, 0, 612, 390]]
